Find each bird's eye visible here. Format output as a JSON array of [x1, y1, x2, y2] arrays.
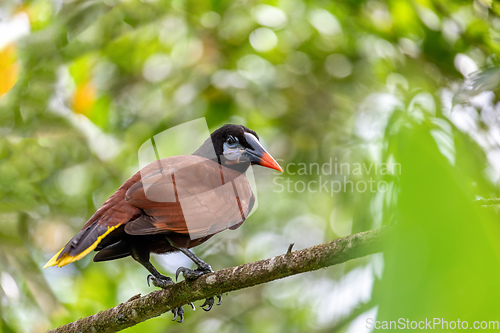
[[226, 136, 239, 147]]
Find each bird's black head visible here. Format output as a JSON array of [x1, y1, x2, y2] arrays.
[[193, 124, 282, 173]]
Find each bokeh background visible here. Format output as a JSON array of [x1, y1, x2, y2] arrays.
[[1, 0, 500, 332]]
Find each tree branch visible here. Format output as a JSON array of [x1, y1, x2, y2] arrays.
[[48, 227, 388, 333]]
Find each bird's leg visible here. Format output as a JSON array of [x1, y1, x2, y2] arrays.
[[173, 247, 223, 311], [175, 247, 213, 279], [142, 261, 174, 289], [130, 245, 173, 288], [130, 245, 194, 322]]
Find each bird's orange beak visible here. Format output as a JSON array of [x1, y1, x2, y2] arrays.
[[243, 132, 283, 172], [259, 152, 283, 172]]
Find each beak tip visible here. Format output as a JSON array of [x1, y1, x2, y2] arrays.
[[260, 152, 282, 172]]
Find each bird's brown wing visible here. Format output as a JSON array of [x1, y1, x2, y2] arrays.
[[124, 155, 255, 240]]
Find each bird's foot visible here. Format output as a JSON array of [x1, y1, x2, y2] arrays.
[[175, 266, 222, 312], [171, 302, 195, 323], [175, 265, 213, 281], [147, 274, 174, 289], [200, 294, 223, 311], [171, 306, 184, 323]]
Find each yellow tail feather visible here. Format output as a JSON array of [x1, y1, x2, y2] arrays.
[[43, 225, 121, 268]]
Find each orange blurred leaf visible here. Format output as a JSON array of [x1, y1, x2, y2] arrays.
[[73, 80, 96, 116], [0, 44, 19, 96]]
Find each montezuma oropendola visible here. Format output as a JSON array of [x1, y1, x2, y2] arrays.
[[44, 124, 282, 322]]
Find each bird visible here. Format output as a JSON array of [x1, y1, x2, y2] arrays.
[[44, 124, 282, 322]]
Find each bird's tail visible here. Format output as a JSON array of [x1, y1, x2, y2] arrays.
[[43, 224, 121, 268]]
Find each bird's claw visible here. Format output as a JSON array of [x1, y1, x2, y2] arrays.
[[201, 297, 214, 311], [175, 266, 212, 281], [175, 267, 188, 281], [171, 306, 184, 323], [171, 302, 195, 323], [201, 294, 223, 311], [147, 274, 174, 289]]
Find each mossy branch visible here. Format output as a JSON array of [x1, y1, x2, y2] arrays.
[[48, 227, 388, 333]]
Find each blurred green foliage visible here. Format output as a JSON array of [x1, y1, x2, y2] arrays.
[[1, 0, 500, 332]]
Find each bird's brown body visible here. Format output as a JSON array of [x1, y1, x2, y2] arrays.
[[46, 155, 254, 267]]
